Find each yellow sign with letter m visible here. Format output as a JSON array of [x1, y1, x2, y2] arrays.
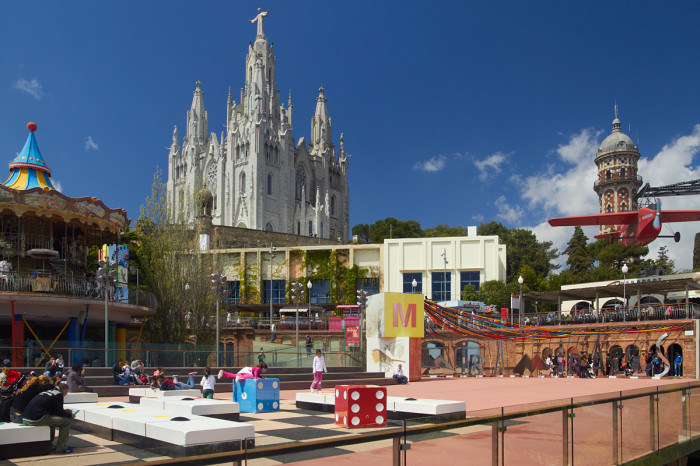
[[383, 292, 424, 338]]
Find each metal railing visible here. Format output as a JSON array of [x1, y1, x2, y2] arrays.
[[121, 380, 700, 465], [0, 272, 156, 309]]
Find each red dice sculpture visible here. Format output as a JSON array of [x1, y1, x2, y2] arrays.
[[334, 385, 387, 428]]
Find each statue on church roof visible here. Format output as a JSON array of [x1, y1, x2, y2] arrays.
[[250, 8, 269, 38]]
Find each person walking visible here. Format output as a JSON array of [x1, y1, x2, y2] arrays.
[[270, 322, 276, 343], [310, 349, 327, 393], [258, 348, 266, 365], [22, 382, 74, 454], [200, 367, 216, 399], [305, 335, 312, 355]]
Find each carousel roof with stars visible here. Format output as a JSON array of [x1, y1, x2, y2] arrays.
[[4, 122, 55, 191]]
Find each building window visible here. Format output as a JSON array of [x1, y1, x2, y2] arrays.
[[308, 221, 313, 236], [264, 279, 286, 304], [297, 221, 300, 235], [606, 170, 611, 181], [606, 204, 612, 213], [460, 271, 480, 293], [295, 166, 306, 200], [620, 168, 626, 179], [403, 273, 422, 294], [267, 174, 272, 195], [620, 202, 626, 212], [356, 278, 380, 296], [240, 172, 246, 194], [432, 272, 451, 302], [309, 279, 331, 304], [320, 222, 324, 238], [265, 222, 273, 232], [223, 281, 241, 304], [330, 195, 336, 216]]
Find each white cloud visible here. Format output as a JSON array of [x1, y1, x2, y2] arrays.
[[494, 195, 524, 224], [85, 136, 99, 151], [52, 180, 63, 193], [13, 78, 43, 99], [473, 151, 510, 181], [521, 125, 700, 272], [520, 128, 601, 218], [413, 154, 446, 172], [471, 213, 485, 223]]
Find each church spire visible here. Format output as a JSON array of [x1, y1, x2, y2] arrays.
[[612, 103, 621, 133], [187, 81, 208, 141], [311, 87, 331, 152]]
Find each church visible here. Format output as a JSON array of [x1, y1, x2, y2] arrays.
[[166, 9, 350, 242]]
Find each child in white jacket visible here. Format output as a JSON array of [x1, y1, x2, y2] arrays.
[[310, 349, 328, 393]]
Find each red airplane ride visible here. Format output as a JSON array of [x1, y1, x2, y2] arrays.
[[548, 200, 700, 247]]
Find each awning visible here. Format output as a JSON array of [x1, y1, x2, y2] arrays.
[[279, 307, 324, 314]]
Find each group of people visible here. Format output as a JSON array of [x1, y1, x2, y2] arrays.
[[112, 359, 147, 386], [1, 364, 89, 454]]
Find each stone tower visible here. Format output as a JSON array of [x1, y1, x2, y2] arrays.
[[166, 10, 350, 242], [593, 106, 643, 233]]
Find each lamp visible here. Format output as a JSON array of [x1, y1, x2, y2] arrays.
[[211, 273, 227, 367], [518, 275, 524, 325], [622, 263, 628, 322], [412, 278, 417, 294]]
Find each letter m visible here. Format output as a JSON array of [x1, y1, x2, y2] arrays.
[[393, 303, 417, 328]]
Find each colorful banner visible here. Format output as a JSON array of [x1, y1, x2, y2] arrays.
[[383, 292, 424, 338], [102, 244, 129, 302], [346, 325, 360, 347]]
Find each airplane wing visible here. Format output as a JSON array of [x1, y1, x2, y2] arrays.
[[659, 210, 700, 223], [548, 212, 639, 227]]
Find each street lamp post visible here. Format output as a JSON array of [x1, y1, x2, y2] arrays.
[[412, 278, 417, 294], [441, 249, 448, 302], [622, 263, 628, 322], [96, 260, 118, 367], [518, 275, 524, 325], [291, 281, 306, 367], [211, 273, 227, 367], [357, 290, 368, 358], [269, 244, 276, 329]]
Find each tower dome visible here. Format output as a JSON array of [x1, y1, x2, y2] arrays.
[[4, 122, 55, 191], [593, 106, 643, 232]]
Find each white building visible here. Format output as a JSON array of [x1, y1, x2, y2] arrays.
[[166, 10, 350, 242], [383, 236, 506, 300]]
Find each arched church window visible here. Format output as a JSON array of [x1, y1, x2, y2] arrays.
[[330, 195, 336, 216], [265, 222, 273, 232], [297, 221, 300, 235], [240, 172, 246, 195], [308, 221, 313, 236], [267, 174, 272, 195], [606, 204, 612, 213], [621, 202, 626, 212], [320, 222, 324, 238], [606, 170, 611, 181], [295, 166, 306, 200], [620, 168, 626, 179]]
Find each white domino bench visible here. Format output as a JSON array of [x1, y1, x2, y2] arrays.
[[65, 402, 254, 455], [129, 387, 201, 403], [295, 392, 466, 422], [0, 423, 52, 459], [139, 396, 240, 421], [64, 392, 99, 403]]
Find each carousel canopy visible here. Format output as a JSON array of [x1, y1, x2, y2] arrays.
[[4, 122, 55, 191]]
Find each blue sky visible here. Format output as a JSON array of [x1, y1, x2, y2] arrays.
[[1, 2, 699, 270]]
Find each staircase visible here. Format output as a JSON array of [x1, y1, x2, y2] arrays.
[[16, 366, 397, 397]]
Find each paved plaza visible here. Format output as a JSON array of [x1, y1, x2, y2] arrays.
[[0, 376, 690, 465]]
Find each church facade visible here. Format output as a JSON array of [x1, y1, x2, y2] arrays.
[[166, 10, 350, 242]]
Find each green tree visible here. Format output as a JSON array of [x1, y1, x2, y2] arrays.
[[423, 224, 471, 237], [564, 226, 594, 277], [694, 233, 700, 271], [461, 284, 477, 301], [351, 224, 370, 244], [476, 280, 509, 309], [135, 169, 214, 345]]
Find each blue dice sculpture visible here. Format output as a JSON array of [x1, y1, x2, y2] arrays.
[[234, 378, 280, 413]]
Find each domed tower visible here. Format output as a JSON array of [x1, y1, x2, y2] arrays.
[[593, 106, 643, 233]]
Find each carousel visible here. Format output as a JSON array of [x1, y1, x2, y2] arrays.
[[0, 122, 154, 367]]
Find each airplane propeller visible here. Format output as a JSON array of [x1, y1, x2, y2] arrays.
[[653, 198, 661, 229]]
